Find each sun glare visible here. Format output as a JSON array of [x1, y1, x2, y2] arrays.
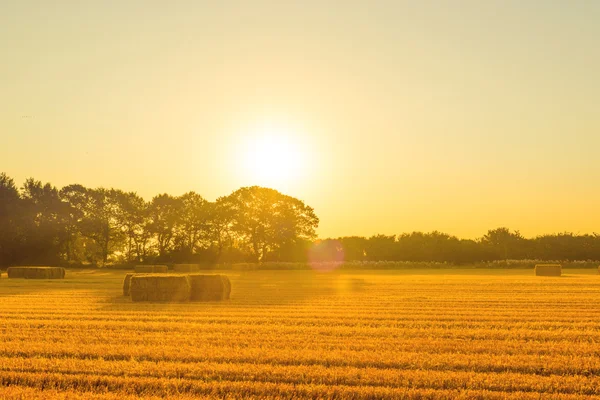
[[237, 121, 307, 189]]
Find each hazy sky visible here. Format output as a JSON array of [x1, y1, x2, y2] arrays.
[[2, 1, 599, 239]]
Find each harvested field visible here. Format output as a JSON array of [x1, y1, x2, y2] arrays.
[[1, 269, 600, 398]]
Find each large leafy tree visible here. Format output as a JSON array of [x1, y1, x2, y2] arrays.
[[210, 196, 235, 259], [20, 178, 71, 263], [147, 194, 182, 259], [175, 192, 211, 255], [225, 186, 319, 261], [60, 185, 124, 265], [114, 191, 149, 263]]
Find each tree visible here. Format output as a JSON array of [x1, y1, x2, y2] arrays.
[[481, 227, 524, 263], [147, 194, 182, 259], [60, 185, 124, 265], [20, 178, 70, 263], [225, 186, 319, 261], [59, 184, 89, 263], [365, 234, 396, 261], [208, 196, 236, 261], [338, 236, 368, 261], [0, 173, 24, 266], [114, 191, 149, 263], [175, 192, 211, 256]]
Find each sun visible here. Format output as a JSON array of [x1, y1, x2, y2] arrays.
[[237, 121, 307, 189]]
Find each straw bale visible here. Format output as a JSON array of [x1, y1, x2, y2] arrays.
[[7, 267, 65, 279], [130, 274, 191, 302], [535, 264, 562, 277], [188, 274, 231, 301]]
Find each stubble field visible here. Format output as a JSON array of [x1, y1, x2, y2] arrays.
[[1, 269, 600, 399]]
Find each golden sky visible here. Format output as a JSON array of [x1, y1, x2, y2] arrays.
[[1, 1, 599, 239]]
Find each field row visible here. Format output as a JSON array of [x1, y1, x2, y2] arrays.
[[1, 371, 598, 399], [1, 342, 600, 376], [3, 321, 600, 343]]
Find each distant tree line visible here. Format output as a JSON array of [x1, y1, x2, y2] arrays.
[[311, 229, 600, 264], [1, 173, 599, 267]]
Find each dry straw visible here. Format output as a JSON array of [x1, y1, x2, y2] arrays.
[[188, 274, 231, 301], [134, 265, 168, 273], [535, 264, 562, 277], [173, 264, 201, 273], [130, 274, 191, 302], [7, 267, 65, 279]]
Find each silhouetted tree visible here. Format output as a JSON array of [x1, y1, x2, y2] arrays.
[[174, 192, 211, 257], [209, 196, 236, 260], [0, 173, 24, 266], [114, 191, 149, 263], [60, 185, 124, 265], [226, 186, 319, 261], [482, 228, 524, 263], [147, 194, 182, 259], [366, 235, 396, 261], [20, 179, 70, 264], [338, 236, 367, 261]]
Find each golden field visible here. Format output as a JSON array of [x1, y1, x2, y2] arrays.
[[1, 269, 600, 399]]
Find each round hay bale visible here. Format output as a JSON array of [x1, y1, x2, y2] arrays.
[[188, 274, 231, 301], [535, 264, 562, 277], [130, 274, 191, 302]]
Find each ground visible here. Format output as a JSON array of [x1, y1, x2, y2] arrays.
[[1, 269, 600, 399]]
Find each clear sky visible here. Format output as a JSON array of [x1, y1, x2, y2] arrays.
[[1, 1, 599, 239]]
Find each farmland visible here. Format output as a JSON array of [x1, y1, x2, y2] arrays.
[[1, 269, 600, 399]]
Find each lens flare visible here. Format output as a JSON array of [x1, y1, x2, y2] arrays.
[[308, 240, 345, 272]]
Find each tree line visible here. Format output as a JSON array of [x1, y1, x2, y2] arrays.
[[311, 229, 600, 264], [1, 173, 599, 267], [0, 173, 318, 266]]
